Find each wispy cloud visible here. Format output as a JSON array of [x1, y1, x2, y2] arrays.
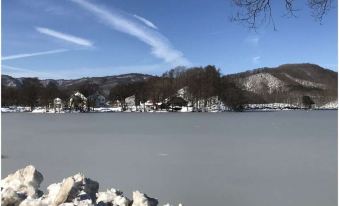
[[245, 36, 260, 46], [252, 56, 261, 65], [2, 49, 68, 61], [70, 0, 190, 66], [36, 27, 93, 47], [2, 63, 168, 79], [133, 14, 158, 30], [2, 64, 56, 78], [58, 63, 167, 78]]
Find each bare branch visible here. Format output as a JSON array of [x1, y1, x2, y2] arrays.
[[231, 0, 274, 30], [284, 0, 298, 17], [308, 0, 332, 22], [231, 0, 333, 30]]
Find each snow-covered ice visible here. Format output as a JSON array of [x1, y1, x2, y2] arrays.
[[2, 111, 337, 206]]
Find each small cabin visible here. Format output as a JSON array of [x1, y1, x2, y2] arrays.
[[88, 93, 106, 108], [166, 97, 188, 111]]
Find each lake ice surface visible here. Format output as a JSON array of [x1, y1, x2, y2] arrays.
[[1, 111, 337, 206]]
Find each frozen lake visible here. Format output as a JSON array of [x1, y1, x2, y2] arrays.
[[2, 111, 337, 206]]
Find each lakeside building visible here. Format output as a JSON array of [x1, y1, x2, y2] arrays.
[[53, 98, 63, 113], [88, 93, 106, 108], [69, 91, 88, 112]]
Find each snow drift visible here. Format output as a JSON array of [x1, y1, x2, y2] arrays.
[[1, 165, 182, 206]]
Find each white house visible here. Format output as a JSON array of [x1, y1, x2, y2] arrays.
[[69, 91, 87, 112], [53, 98, 63, 113]]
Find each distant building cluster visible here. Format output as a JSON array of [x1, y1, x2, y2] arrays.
[[48, 89, 194, 113]]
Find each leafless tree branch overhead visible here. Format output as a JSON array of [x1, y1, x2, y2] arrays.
[[231, 0, 333, 30], [308, 0, 332, 22]]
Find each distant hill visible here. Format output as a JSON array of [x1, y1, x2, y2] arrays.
[[2, 73, 153, 96], [224, 63, 337, 105], [1, 75, 23, 88]]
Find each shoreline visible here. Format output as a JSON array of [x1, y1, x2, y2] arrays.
[[1, 107, 337, 113], [2, 110, 337, 114]]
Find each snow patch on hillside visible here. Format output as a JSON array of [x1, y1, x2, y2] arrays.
[[6, 81, 18, 87], [319, 100, 338, 109], [284, 74, 326, 89], [241, 73, 285, 94]]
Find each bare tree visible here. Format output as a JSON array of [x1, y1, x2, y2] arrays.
[[2, 85, 19, 106], [308, 0, 332, 21], [302, 95, 315, 109], [20, 78, 43, 110], [219, 78, 248, 111], [231, 0, 333, 30], [41, 82, 61, 108]]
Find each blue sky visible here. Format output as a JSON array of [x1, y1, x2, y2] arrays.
[[2, 0, 338, 79]]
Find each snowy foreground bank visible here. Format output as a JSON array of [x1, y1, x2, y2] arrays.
[[1, 165, 182, 206]]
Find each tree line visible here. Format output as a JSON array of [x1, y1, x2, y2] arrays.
[[108, 65, 251, 111], [2, 65, 253, 111]]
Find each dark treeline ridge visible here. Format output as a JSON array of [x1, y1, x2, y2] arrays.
[[3, 64, 335, 111], [2, 65, 251, 111]]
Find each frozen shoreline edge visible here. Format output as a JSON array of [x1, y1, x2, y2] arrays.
[[1, 108, 337, 113], [2, 101, 338, 113]]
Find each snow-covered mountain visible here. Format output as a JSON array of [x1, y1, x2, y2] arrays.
[[225, 63, 337, 105], [1, 75, 23, 88]]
